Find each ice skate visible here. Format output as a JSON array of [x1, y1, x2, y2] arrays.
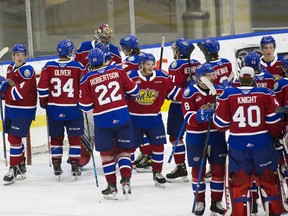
[[120, 177, 131, 200], [166, 163, 189, 182], [210, 201, 227, 215], [102, 183, 118, 200], [52, 159, 63, 180], [71, 160, 81, 178], [205, 168, 212, 183], [3, 166, 18, 185], [153, 171, 166, 188], [16, 158, 27, 180], [194, 201, 205, 215], [133, 153, 144, 169], [136, 154, 152, 173]]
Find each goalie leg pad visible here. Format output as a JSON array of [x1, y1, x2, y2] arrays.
[[229, 169, 252, 216], [257, 168, 284, 215]]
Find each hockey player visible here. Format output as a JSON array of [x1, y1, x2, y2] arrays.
[[213, 66, 284, 216], [260, 35, 282, 80], [0, 44, 37, 185], [201, 39, 233, 86], [126, 53, 183, 187], [165, 38, 201, 182], [75, 23, 121, 68], [75, 23, 122, 167], [234, 51, 275, 90], [119, 34, 152, 171], [182, 63, 227, 215], [79, 48, 139, 199], [38, 39, 86, 177]]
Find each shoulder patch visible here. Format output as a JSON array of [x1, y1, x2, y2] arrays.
[[171, 61, 178, 69], [183, 88, 190, 97], [128, 56, 135, 62], [273, 82, 279, 91], [24, 69, 31, 78]]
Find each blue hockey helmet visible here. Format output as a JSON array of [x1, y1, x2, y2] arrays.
[[12, 44, 27, 56], [260, 36, 276, 49], [195, 63, 214, 79], [88, 48, 105, 67], [95, 42, 111, 61], [281, 55, 288, 69], [172, 38, 191, 57], [57, 39, 74, 57], [203, 39, 220, 54], [120, 35, 139, 50], [244, 52, 260, 71], [138, 53, 156, 67]]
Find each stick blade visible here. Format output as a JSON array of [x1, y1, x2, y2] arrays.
[[199, 76, 217, 96], [197, 42, 210, 63], [0, 47, 9, 59]]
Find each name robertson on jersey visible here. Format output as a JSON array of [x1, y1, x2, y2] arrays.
[[54, 69, 72, 76], [238, 96, 257, 104], [90, 72, 119, 86]]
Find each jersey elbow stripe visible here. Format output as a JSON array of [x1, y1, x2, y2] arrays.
[[213, 115, 230, 128], [126, 85, 138, 95], [12, 87, 23, 100]]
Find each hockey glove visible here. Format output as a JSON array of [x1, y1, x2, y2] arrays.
[[0, 76, 11, 93], [221, 80, 233, 89], [273, 137, 284, 151], [196, 109, 214, 123]]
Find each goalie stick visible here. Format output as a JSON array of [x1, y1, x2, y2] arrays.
[[0, 47, 9, 60], [192, 76, 217, 213]]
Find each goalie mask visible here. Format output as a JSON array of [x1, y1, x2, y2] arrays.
[[57, 39, 75, 57], [94, 23, 113, 45]]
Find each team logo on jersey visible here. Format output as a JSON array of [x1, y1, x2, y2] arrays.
[[257, 75, 264, 81], [59, 63, 67, 68], [128, 56, 135, 62], [273, 82, 279, 91], [183, 88, 190, 97], [135, 88, 158, 105], [171, 61, 177, 69], [24, 69, 31, 78], [242, 89, 251, 95], [200, 103, 213, 110]]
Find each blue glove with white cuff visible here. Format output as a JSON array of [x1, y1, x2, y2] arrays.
[[196, 109, 215, 123], [0, 76, 10, 93]]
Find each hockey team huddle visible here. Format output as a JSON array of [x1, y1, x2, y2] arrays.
[[1, 23, 288, 216]]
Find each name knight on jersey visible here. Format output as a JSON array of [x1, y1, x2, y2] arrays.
[[90, 71, 120, 85], [54, 69, 72, 76], [237, 96, 257, 104]]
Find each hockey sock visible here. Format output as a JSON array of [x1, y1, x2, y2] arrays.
[[68, 136, 81, 163], [169, 136, 185, 164], [51, 136, 64, 162], [151, 144, 164, 172], [192, 167, 206, 201], [101, 151, 117, 184], [210, 163, 225, 202], [8, 134, 24, 166]]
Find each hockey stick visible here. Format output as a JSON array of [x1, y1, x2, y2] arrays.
[[0, 98, 7, 166], [84, 114, 100, 193], [187, 43, 196, 81], [197, 42, 210, 63], [0, 47, 9, 60], [159, 36, 165, 70], [192, 76, 217, 213], [167, 120, 186, 163], [46, 112, 52, 167]]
